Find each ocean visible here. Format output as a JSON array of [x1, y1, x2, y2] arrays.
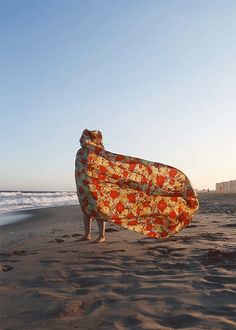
[[0, 191, 78, 226]]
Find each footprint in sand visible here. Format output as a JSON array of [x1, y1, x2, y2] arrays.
[[106, 228, 119, 233], [187, 224, 198, 228], [0, 264, 13, 272], [103, 249, 126, 253], [222, 223, 236, 228], [0, 250, 37, 265], [58, 249, 79, 253], [12, 249, 28, 256], [56, 301, 82, 319], [53, 234, 82, 243], [0, 249, 28, 257], [198, 249, 236, 269], [137, 239, 157, 245], [161, 313, 201, 328], [71, 233, 82, 237], [40, 259, 61, 264]]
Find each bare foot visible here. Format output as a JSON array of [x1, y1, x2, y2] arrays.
[[94, 237, 106, 243], [80, 234, 92, 241]]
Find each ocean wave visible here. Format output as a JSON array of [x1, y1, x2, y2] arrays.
[[0, 191, 78, 214]]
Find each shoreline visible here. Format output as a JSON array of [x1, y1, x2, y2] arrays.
[[0, 203, 79, 228], [1, 192, 236, 228], [0, 199, 236, 329]]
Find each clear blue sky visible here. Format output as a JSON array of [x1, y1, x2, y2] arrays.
[[1, 0, 235, 191]]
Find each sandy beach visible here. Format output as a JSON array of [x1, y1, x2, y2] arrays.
[[0, 193, 235, 330]]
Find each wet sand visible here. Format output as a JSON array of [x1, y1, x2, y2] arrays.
[[0, 193, 236, 329]]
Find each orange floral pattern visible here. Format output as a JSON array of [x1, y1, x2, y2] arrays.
[[75, 129, 199, 239]]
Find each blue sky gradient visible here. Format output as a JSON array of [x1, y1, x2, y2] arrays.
[[1, 0, 236, 191]]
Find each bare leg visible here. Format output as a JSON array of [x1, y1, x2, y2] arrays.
[[81, 215, 92, 240], [94, 220, 106, 243]]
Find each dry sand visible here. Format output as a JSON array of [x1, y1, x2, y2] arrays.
[[0, 193, 235, 330]]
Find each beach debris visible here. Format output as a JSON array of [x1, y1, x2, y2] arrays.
[[0, 264, 13, 272]]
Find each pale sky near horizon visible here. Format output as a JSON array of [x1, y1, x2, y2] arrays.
[[1, 0, 236, 191]]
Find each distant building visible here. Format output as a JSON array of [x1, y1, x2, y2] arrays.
[[215, 180, 236, 193]]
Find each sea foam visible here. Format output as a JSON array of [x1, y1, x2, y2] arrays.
[[0, 191, 78, 215]]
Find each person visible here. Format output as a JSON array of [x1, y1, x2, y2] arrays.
[[75, 129, 107, 243], [75, 129, 199, 242], [81, 214, 106, 243]]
